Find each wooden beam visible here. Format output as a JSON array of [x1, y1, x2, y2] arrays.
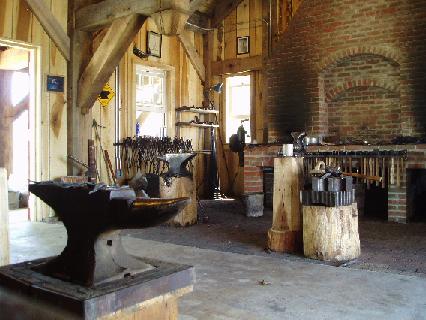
[[189, 0, 209, 12], [177, 31, 206, 83], [24, 0, 70, 61], [75, 0, 157, 31], [78, 14, 147, 113], [211, 55, 262, 76], [211, 0, 244, 28], [185, 11, 210, 33]]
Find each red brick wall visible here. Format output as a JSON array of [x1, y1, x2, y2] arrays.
[[328, 87, 401, 143], [265, 0, 426, 142]]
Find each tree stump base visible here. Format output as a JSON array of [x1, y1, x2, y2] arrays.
[[160, 176, 197, 226], [303, 203, 361, 261], [267, 228, 302, 253]]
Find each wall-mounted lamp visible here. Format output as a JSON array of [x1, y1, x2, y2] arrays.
[[210, 82, 223, 94]]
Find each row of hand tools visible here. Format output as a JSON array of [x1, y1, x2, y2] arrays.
[[114, 136, 193, 177], [303, 150, 407, 188]]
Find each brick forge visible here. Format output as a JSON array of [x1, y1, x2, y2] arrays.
[[243, 0, 426, 223], [265, 0, 426, 141], [243, 144, 426, 223]]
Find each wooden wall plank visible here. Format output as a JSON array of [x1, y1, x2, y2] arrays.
[[249, 0, 262, 56], [236, 0, 249, 58], [16, 0, 32, 42], [223, 8, 236, 60], [0, 0, 13, 38]]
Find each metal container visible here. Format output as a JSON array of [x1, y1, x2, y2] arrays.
[[282, 144, 294, 157], [312, 177, 325, 191], [303, 136, 323, 146], [327, 177, 342, 192]]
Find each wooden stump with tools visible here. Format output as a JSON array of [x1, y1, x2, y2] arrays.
[[303, 203, 361, 261], [0, 168, 9, 266], [268, 157, 304, 253], [160, 176, 197, 226]]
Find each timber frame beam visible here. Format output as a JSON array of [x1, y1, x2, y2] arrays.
[[177, 31, 206, 83], [76, 0, 208, 32], [75, 0, 158, 31], [78, 15, 147, 113], [211, 55, 263, 76], [25, 0, 70, 61], [211, 0, 244, 28]]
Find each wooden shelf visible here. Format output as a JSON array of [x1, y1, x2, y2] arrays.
[[176, 107, 219, 114], [176, 122, 219, 128]]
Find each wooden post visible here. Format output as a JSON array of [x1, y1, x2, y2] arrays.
[[0, 168, 9, 266], [268, 157, 304, 253], [303, 204, 361, 261], [160, 177, 197, 226]]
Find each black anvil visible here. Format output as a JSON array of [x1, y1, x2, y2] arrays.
[[28, 182, 189, 287]]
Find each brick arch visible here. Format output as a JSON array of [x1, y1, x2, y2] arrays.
[[325, 79, 399, 103], [317, 46, 401, 73]]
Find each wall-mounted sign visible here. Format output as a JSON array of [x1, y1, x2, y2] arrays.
[[147, 31, 162, 58], [97, 83, 115, 107], [237, 36, 250, 55], [46, 75, 64, 92]]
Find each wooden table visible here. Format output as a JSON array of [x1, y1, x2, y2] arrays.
[[268, 157, 304, 253]]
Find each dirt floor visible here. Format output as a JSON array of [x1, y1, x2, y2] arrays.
[[124, 200, 426, 278]]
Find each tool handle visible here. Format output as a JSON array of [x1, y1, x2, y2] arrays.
[[342, 172, 382, 182]]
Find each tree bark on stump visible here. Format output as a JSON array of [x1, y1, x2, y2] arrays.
[[303, 203, 361, 261], [160, 176, 197, 226]]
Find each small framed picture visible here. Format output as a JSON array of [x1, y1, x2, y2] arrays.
[[237, 36, 250, 55], [46, 75, 64, 92], [147, 31, 162, 58]]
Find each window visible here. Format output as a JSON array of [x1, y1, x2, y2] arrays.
[[225, 75, 251, 143], [135, 66, 166, 137]]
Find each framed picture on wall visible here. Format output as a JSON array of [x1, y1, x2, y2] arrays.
[[46, 75, 64, 92], [237, 36, 250, 55], [147, 31, 162, 58]]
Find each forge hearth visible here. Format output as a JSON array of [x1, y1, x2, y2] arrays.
[[244, 144, 426, 223], [407, 169, 426, 222]]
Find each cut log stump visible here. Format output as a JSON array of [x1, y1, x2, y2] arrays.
[[0, 168, 9, 266], [303, 203, 361, 261], [160, 176, 197, 226], [268, 157, 304, 253]]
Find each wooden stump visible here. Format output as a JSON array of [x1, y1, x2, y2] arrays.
[[268, 157, 304, 253], [303, 204, 361, 261], [0, 168, 9, 266], [160, 176, 197, 226], [100, 289, 186, 320]]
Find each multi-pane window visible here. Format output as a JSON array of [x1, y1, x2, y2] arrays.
[[135, 66, 166, 137], [225, 75, 251, 143]]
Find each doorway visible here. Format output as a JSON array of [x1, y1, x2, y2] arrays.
[[0, 39, 40, 222]]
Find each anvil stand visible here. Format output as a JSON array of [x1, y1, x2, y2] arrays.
[[0, 183, 195, 319]]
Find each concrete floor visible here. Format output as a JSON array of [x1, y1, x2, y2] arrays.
[[7, 216, 426, 320]]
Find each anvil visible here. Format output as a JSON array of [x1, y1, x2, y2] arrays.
[[28, 181, 189, 287], [158, 153, 197, 178]]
